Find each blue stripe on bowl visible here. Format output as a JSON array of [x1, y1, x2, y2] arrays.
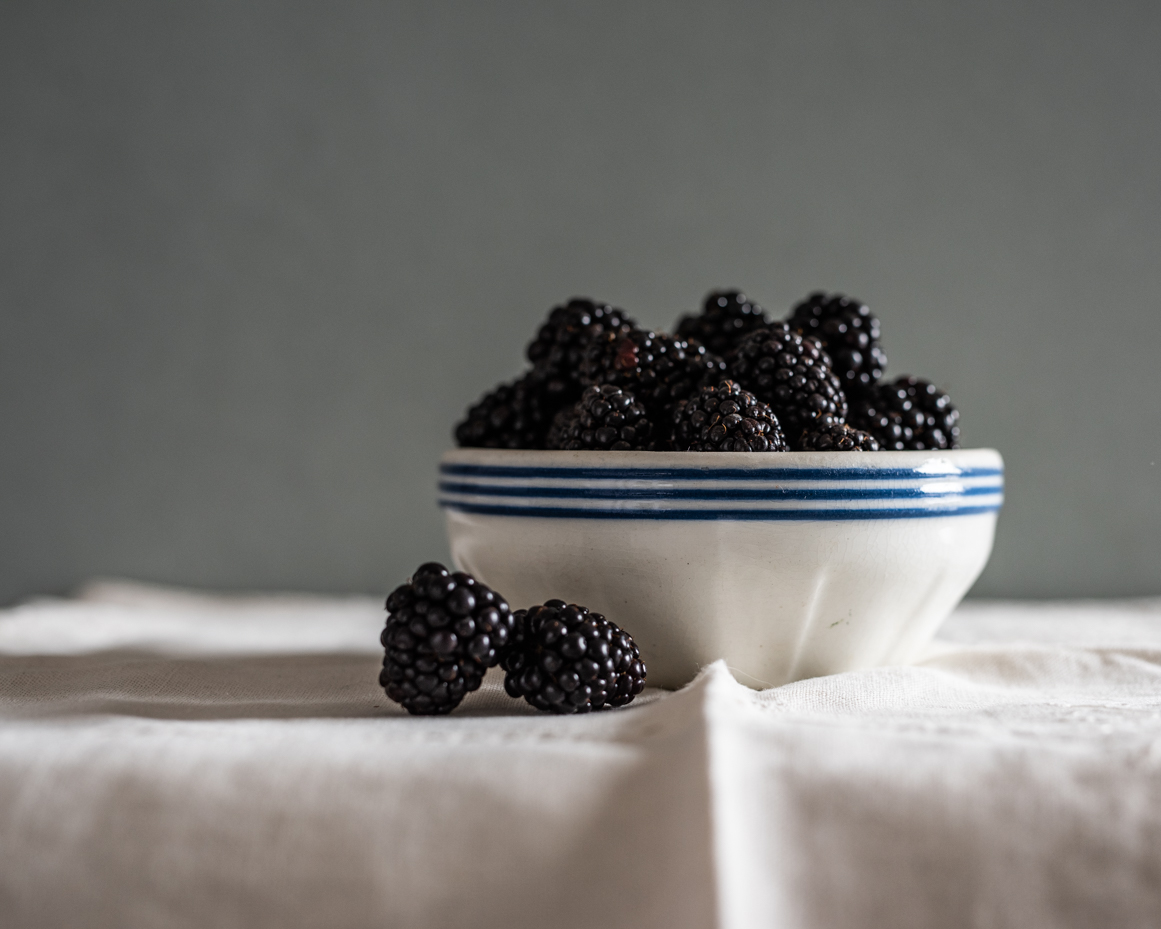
[[438, 500, 1003, 521], [437, 481, 1001, 502], [438, 457, 1003, 521]]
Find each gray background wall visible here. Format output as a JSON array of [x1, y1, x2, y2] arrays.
[[2, 1, 1159, 605]]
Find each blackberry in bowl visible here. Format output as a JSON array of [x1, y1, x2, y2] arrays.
[[674, 289, 772, 358], [442, 289, 996, 690]]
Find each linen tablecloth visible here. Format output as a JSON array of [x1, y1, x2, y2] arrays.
[[1, 581, 1159, 929]]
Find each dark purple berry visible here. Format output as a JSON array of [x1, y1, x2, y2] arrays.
[[502, 602, 647, 714], [380, 564, 514, 716], [669, 380, 787, 452]]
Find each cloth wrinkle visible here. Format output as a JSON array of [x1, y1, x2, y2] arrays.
[[0, 585, 1159, 929]]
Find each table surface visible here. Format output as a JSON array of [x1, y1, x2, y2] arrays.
[[2, 581, 1159, 929]]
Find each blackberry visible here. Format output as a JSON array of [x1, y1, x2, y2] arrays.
[[526, 298, 636, 405], [850, 376, 961, 450], [789, 292, 887, 394], [726, 323, 849, 441], [580, 329, 725, 415], [798, 421, 880, 451], [502, 601, 647, 714], [379, 563, 515, 715], [454, 375, 553, 449], [670, 380, 787, 452], [547, 384, 656, 451], [675, 289, 772, 358], [545, 405, 579, 450]]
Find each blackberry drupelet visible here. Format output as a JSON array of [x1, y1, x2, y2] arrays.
[[675, 289, 772, 358], [798, 421, 880, 451], [669, 380, 787, 452], [380, 563, 515, 715], [789, 292, 887, 394], [726, 323, 849, 443], [850, 376, 960, 450], [544, 404, 579, 450], [580, 329, 725, 415], [526, 298, 636, 405], [454, 375, 553, 449], [547, 384, 656, 451], [502, 601, 647, 713]]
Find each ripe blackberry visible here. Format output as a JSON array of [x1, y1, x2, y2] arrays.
[[380, 563, 515, 716], [798, 421, 880, 451], [789, 292, 887, 394], [726, 323, 849, 440], [502, 601, 647, 714], [526, 298, 636, 404], [545, 405, 579, 450], [670, 380, 787, 452], [850, 376, 961, 450], [547, 384, 656, 451], [580, 329, 725, 415], [675, 289, 772, 358], [454, 375, 553, 449]]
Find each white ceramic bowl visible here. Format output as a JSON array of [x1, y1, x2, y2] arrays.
[[440, 447, 1003, 689]]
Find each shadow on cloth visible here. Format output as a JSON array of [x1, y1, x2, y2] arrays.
[[0, 652, 569, 719]]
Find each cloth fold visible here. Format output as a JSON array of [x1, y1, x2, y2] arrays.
[[1, 583, 1159, 929]]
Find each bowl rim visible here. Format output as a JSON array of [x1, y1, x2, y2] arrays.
[[442, 447, 1003, 471]]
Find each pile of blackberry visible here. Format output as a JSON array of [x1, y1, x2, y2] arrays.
[[380, 567, 647, 716], [453, 288, 961, 453]]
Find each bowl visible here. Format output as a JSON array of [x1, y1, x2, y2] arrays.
[[439, 447, 1003, 689]]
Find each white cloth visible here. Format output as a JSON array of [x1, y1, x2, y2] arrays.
[[1, 581, 1160, 929]]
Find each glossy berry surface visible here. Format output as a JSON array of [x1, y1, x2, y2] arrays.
[[675, 289, 772, 358], [798, 421, 881, 451], [380, 563, 515, 715], [670, 380, 787, 452], [526, 298, 636, 405], [850, 376, 960, 450], [726, 323, 849, 441], [502, 601, 647, 714], [789, 292, 887, 394], [454, 375, 553, 449], [580, 329, 725, 415], [547, 384, 656, 451]]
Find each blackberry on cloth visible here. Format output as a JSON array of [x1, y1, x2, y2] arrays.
[[675, 289, 772, 358], [726, 323, 848, 443], [503, 601, 647, 713], [547, 384, 656, 451], [380, 563, 515, 715], [789, 292, 887, 394], [669, 380, 787, 452]]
